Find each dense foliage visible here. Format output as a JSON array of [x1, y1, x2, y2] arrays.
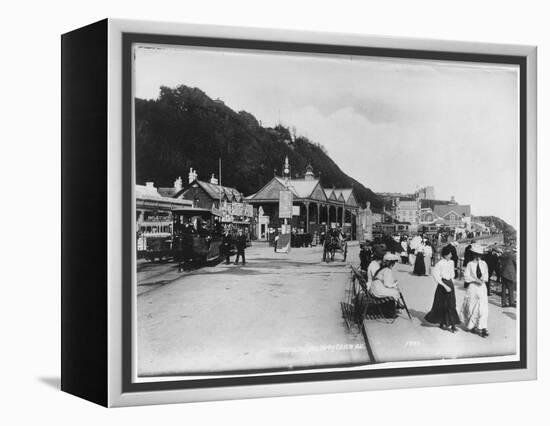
[[473, 215, 517, 244], [135, 85, 382, 209]]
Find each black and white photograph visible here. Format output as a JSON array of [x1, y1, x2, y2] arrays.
[[132, 41, 522, 379]]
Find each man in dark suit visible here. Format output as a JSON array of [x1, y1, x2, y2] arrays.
[[463, 240, 476, 267], [485, 247, 502, 296], [221, 229, 233, 265], [445, 241, 459, 268], [234, 229, 247, 265], [500, 249, 517, 307]]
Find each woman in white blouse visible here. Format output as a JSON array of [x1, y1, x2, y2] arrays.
[[425, 245, 460, 332], [370, 253, 401, 302], [461, 244, 490, 337]]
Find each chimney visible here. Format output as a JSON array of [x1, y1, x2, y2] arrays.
[[145, 181, 155, 189], [210, 174, 219, 185], [174, 176, 182, 192]]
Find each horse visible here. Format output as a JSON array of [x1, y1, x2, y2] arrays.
[[323, 234, 348, 262]]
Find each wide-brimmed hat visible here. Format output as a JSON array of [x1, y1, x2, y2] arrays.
[[383, 253, 400, 262], [470, 244, 485, 255]]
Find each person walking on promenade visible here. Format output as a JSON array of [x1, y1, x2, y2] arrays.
[[423, 241, 433, 276], [413, 242, 426, 276], [221, 229, 233, 265], [234, 229, 247, 265], [273, 231, 279, 253], [400, 237, 409, 264], [500, 248, 517, 307], [462, 244, 490, 337], [485, 247, 501, 296], [463, 240, 476, 267], [370, 253, 403, 305], [425, 245, 461, 333]]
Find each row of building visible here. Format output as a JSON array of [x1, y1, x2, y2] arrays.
[[136, 157, 359, 242], [136, 157, 491, 245]]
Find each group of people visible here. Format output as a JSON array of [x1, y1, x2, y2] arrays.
[[359, 236, 517, 338], [221, 228, 248, 265]]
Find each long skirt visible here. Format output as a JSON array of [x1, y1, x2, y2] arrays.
[[425, 279, 460, 326], [413, 252, 425, 276], [424, 255, 431, 276], [461, 282, 489, 330], [370, 280, 400, 301]]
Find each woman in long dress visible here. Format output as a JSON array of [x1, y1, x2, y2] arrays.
[[423, 241, 433, 276], [370, 253, 401, 302], [413, 244, 426, 276], [425, 245, 460, 332], [461, 244, 490, 337]]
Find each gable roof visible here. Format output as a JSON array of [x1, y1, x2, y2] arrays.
[[434, 204, 471, 218], [279, 177, 320, 199], [246, 177, 287, 200], [177, 180, 243, 202], [248, 177, 329, 201]]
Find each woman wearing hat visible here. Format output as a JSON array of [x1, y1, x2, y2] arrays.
[[370, 253, 402, 303], [425, 245, 461, 332], [461, 244, 490, 337], [413, 242, 426, 276]]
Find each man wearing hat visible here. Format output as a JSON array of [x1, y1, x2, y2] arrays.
[[443, 240, 459, 274], [485, 247, 502, 296]]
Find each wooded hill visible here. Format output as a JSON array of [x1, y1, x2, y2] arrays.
[[135, 85, 383, 209], [473, 215, 517, 244]]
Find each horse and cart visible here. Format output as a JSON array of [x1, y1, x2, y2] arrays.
[[322, 231, 348, 262]]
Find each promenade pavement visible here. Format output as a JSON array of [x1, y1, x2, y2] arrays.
[[136, 242, 517, 377]]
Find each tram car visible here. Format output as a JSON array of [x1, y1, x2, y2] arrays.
[[137, 219, 173, 262], [172, 207, 223, 263]]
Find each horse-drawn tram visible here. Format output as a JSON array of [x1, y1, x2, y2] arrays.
[[137, 219, 173, 262], [172, 207, 223, 264]]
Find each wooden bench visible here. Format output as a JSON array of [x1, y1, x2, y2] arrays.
[[348, 266, 412, 324]]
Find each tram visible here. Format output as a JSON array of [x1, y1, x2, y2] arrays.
[[137, 218, 173, 262], [172, 207, 223, 263]]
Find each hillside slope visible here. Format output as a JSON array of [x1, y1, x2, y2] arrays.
[[135, 85, 382, 209]]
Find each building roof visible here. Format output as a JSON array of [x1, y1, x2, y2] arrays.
[[136, 184, 192, 208], [136, 184, 163, 199], [157, 187, 177, 198], [177, 180, 243, 202], [246, 177, 358, 208], [434, 204, 471, 218], [248, 177, 328, 202], [324, 189, 337, 200], [278, 177, 320, 199]]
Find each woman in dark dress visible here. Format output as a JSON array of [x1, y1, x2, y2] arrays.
[[425, 245, 460, 332], [413, 245, 426, 276]]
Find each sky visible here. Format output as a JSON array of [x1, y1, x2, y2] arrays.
[[134, 45, 519, 228]]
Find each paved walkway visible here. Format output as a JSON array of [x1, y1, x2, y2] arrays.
[[136, 242, 517, 377], [363, 262, 517, 363], [137, 243, 369, 377]]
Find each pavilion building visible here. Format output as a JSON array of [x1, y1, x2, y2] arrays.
[[246, 158, 359, 240]]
